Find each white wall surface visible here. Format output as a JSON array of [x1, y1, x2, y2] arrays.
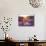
[[0, 0, 46, 40]]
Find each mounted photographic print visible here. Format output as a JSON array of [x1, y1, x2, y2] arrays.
[[18, 15, 34, 26]]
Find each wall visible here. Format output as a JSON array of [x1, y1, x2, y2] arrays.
[[0, 0, 46, 40], [44, 15, 46, 40], [8, 15, 45, 40]]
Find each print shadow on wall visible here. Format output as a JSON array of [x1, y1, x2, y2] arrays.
[[18, 15, 34, 26]]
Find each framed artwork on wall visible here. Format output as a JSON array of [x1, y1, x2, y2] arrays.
[[18, 15, 34, 26]]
